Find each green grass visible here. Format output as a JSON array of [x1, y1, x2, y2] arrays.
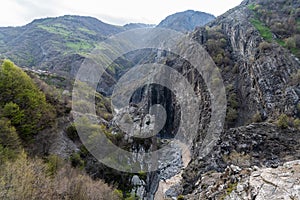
[[248, 3, 260, 11], [290, 47, 300, 57], [38, 24, 71, 37], [248, 2, 300, 59], [78, 27, 97, 35], [66, 40, 93, 51], [248, 4, 256, 10], [226, 183, 238, 194], [250, 18, 273, 42], [276, 39, 285, 46]]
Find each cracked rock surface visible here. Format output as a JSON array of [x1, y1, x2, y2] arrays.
[[186, 160, 300, 200]]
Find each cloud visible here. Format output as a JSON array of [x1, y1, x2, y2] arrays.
[[0, 0, 243, 27]]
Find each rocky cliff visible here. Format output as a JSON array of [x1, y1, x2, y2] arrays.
[[176, 0, 300, 198], [0, 0, 299, 199], [109, 0, 299, 199]]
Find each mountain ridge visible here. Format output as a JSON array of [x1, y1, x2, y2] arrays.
[[0, 11, 215, 75], [157, 10, 216, 32]]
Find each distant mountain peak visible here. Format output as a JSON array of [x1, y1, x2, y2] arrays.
[[123, 23, 156, 30], [157, 10, 216, 32]]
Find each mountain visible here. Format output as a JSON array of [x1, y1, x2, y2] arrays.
[[0, 15, 126, 76], [0, 15, 157, 77], [123, 23, 155, 30], [157, 10, 216, 32], [0, 12, 216, 77], [0, 1, 300, 200]]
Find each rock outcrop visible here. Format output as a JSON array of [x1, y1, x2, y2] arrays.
[[182, 123, 300, 195], [186, 160, 300, 199]]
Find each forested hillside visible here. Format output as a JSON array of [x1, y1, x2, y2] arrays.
[[0, 60, 120, 200]]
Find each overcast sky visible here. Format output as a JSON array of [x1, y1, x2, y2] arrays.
[[0, 0, 243, 27]]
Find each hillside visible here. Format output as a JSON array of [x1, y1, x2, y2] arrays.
[[0, 15, 124, 76], [0, 1, 299, 200], [0, 60, 120, 199], [0, 12, 214, 77]]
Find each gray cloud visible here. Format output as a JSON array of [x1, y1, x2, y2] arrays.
[[0, 0, 243, 27]]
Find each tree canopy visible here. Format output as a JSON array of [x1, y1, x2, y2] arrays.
[[0, 60, 56, 140]]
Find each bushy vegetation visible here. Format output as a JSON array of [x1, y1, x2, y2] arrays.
[[248, 1, 300, 57], [0, 59, 122, 199], [291, 69, 300, 85], [0, 152, 120, 200], [294, 118, 300, 130], [277, 113, 289, 129], [258, 41, 273, 51], [252, 111, 263, 123], [0, 118, 21, 164], [225, 85, 239, 125], [204, 26, 233, 69], [275, 112, 300, 129], [0, 60, 56, 140]]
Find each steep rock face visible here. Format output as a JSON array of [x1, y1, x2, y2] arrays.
[[107, 1, 300, 197], [106, 49, 212, 199], [157, 10, 215, 32], [152, 1, 300, 197], [192, 0, 300, 126], [218, 3, 299, 121], [182, 123, 300, 195]]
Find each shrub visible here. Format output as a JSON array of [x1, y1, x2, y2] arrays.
[[0, 118, 21, 151], [138, 170, 147, 181], [226, 182, 238, 195], [259, 41, 272, 51], [124, 194, 138, 200], [46, 154, 65, 176], [228, 93, 239, 109], [2, 102, 24, 125], [277, 114, 289, 129], [0, 144, 18, 165], [70, 152, 85, 169], [252, 111, 263, 122], [0, 151, 120, 200], [0, 151, 53, 200], [285, 36, 296, 49], [66, 124, 79, 142], [294, 118, 300, 130], [291, 70, 300, 85], [226, 108, 238, 122], [54, 165, 120, 200]]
